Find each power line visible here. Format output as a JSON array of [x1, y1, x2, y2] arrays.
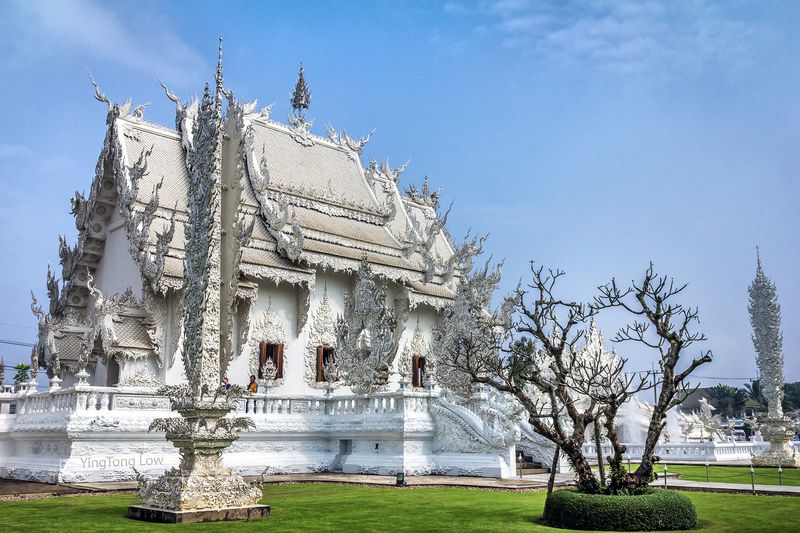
[[0, 338, 35, 348], [693, 376, 758, 381], [0, 321, 36, 330], [625, 370, 757, 381]]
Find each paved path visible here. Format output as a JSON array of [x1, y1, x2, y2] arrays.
[[256, 472, 558, 490], [5, 472, 797, 500], [0, 473, 559, 500], [0, 479, 89, 499]]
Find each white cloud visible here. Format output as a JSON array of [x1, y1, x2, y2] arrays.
[[3, 0, 205, 85], [443, 1, 470, 14], [443, 0, 766, 76]]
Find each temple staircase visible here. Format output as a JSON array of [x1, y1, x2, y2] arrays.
[[516, 450, 549, 475]]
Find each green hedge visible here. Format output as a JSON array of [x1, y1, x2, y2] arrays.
[[543, 489, 698, 531]]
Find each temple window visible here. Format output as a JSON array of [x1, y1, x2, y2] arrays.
[[412, 355, 426, 387], [316, 346, 335, 382], [259, 341, 284, 379]]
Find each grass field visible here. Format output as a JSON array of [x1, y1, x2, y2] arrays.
[[662, 463, 800, 486], [614, 462, 800, 487], [1, 483, 799, 532]]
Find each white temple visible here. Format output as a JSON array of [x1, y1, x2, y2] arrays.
[[0, 57, 552, 483]]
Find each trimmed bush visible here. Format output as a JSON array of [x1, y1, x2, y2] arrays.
[[543, 489, 698, 531]]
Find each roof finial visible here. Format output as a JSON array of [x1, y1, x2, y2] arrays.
[[291, 63, 312, 118], [215, 35, 224, 110], [88, 72, 111, 110], [756, 246, 763, 272]]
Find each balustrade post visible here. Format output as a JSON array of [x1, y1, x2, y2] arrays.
[[87, 392, 97, 411]]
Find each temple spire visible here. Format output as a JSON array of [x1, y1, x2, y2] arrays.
[[756, 245, 762, 272], [748, 248, 785, 420], [215, 35, 224, 117], [291, 64, 312, 118]]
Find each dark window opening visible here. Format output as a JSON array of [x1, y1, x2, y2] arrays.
[[316, 346, 335, 382], [412, 355, 426, 387], [259, 341, 284, 379]]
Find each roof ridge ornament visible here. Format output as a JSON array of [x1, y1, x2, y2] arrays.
[[88, 72, 134, 123], [405, 175, 441, 210], [157, 76, 199, 159], [287, 64, 315, 146], [243, 128, 305, 260], [325, 125, 375, 161], [291, 64, 312, 118], [365, 157, 409, 184]]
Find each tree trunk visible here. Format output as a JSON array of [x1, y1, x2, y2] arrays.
[[547, 447, 560, 496], [562, 439, 600, 493], [593, 417, 605, 488], [603, 403, 629, 493], [634, 367, 675, 486]]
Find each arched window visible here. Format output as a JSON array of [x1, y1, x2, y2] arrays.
[[315, 346, 335, 382], [412, 355, 426, 387], [259, 341, 284, 379]]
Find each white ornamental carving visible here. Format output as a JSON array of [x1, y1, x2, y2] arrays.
[[304, 285, 337, 388], [248, 302, 288, 387], [117, 367, 164, 388], [335, 260, 399, 394], [430, 391, 520, 453], [398, 319, 433, 385], [135, 41, 264, 513], [325, 124, 373, 161], [244, 130, 304, 262]]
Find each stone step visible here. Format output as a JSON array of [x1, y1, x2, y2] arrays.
[[519, 467, 550, 475]]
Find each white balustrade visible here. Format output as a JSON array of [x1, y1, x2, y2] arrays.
[[3, 385, 444, 431], [581, 439, 797, 463]]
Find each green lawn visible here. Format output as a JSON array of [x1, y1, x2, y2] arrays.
[[616, 462, 800, 487], [1, 483, 799, 532]]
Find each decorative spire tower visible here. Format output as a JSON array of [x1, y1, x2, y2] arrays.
[[290, 64, 312, 118], [129, 38, 267, 522], [749, 248, 797, 466], [748, 248, 785, 419]]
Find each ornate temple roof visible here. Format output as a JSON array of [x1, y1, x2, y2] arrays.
[[117, 64, 469, 286], [42, 51, 485, 335], [112, 110, 453, 287]]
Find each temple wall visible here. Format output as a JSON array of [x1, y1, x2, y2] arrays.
[[163, 292, 185, 385], [0, 387, 519, 482], [92, 209, 142, 298]]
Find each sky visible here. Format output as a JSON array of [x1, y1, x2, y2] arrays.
[[0, 0, 797, 387]]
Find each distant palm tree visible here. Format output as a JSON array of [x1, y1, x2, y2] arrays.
[[13, 363, 30, 386], [707, 384, 748, 418], [744, 380, 763, 400], [783, 381, 800, 413], [743, 379, 800, 414]]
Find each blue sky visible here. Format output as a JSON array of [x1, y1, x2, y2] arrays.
[[0, 0, 798, 386]]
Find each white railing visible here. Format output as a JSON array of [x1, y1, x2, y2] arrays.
[[583, 440, 800, 463], [0, 392, 16, 415], [2, 385, 439, 421], [236, 389, 434, 417], [4, 386, 174, 416]]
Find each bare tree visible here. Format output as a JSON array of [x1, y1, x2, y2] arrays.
[[438, 262, 647, 493], [593, 263, 713, 488]]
